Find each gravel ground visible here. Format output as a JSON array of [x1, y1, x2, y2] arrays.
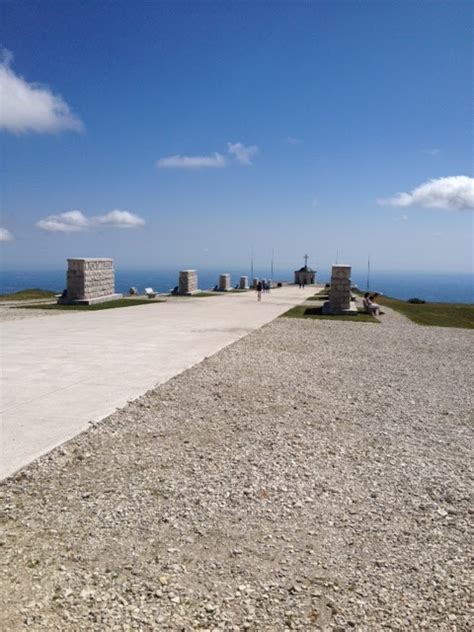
[[0, 303, 63, 322], [1, 308, 472, 630]]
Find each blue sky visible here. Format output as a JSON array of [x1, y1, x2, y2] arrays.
[[1, 0, 472, 274]]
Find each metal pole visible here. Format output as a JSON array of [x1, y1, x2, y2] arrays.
[[366, 255, 371, 291], [250, 245, 254, 282]]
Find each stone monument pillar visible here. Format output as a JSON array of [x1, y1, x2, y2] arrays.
[[322, 265, 357, 314], [252, 278, 259, 289], [59, 258, 122, 305], [218, 273, 231, 291], [239, 276, 249, 290], [178, 270, 199, 295]]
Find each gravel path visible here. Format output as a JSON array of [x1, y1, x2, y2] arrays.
[[1, 310, 472, 630]]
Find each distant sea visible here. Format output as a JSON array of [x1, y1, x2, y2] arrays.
[[0, 268, 472, 304]]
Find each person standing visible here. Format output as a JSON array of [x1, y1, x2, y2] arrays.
[[257, 281, 262, 301]]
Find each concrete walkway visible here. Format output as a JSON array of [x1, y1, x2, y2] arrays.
[[0, 286, 315, 479]]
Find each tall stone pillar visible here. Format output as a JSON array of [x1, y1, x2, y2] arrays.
[[179, 270, 198, 295], [218, 273, 231, 291], [239, 276, 249, 290], [322, 265, 357, 314]]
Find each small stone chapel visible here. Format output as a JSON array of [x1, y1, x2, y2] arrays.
[[294, 254, 316, 285]]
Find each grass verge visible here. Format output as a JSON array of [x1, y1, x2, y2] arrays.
[[0, 288, 57, 302], [281, 304, 378, 323], [16, 299, 164, 311], [376, 295, 474, 329]]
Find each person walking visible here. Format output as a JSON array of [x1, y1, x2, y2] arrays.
[[256, 281, 262, 301]]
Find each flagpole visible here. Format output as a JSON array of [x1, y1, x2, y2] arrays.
[[250, 245, 254, 282], [366, 255, 371, 291]]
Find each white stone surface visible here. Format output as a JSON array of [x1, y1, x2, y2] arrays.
[[0, 285, 318, 479]]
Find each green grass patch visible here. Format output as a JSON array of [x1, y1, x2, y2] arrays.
[[0, 288, 57, 302], [16, 298, 164, 311], [281, 304, 378, 323], [377, 295, 474, 329]]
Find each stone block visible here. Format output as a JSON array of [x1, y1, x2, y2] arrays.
[[61, 258, 122, 304], [323, 264, 357, 314], [218, 273, 231, 291], [239, 276, 249, 290], [178, 270, 198, 295]]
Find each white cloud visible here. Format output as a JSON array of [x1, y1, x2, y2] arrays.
[[378, 176, 474, 212], [423, 148, 441, 156], [157, 153, 226, 169], [0, 48, 83, 134], [227, 142, 258, 165], [37, 209, 145, 232], [0, 227, 13, 241], [37, 210, 90, 232], [93, 210, 145, 228], [287, 136, 303, 145], [156, 142, 259, 169]]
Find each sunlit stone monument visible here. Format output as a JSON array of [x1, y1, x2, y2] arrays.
[[59, 258, 122, 305], [239, 276, 249, 290], [322, 265, 357, 315], [218, 273, 231, 291], [178, 270, 199, 295]]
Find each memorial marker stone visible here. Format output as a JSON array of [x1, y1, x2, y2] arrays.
[[218, 273, 231, 291], [322, 265, 357, 314], [178, 270, 199, 295], [239, 276, 249, 290], [59, 258, 122, 305]]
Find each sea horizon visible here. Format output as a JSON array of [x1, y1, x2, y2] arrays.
[[1, 267, 472, 304]]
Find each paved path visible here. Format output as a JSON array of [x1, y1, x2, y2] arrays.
[[0, 286, 315, 479]]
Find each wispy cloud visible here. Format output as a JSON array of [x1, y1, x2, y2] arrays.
[[157, 153, 226, 169], [93, 210, 145, 228], [37, 209, 145, 232], [423, 148, 441, 156], [0, 227, 13, 241], [378, 176, 474, 212], [0, 48, 83, 134], [156, 141, 259, 169], [37, 210, 90, 232], [227, 142, 258, 165], [312, 197, 319, 207], [287, 136, 303, 145]]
